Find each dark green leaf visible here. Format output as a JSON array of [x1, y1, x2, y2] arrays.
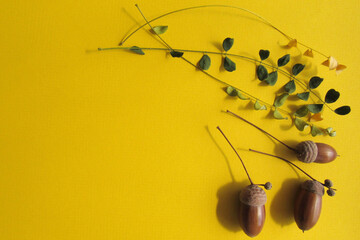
[[254, 100, 267, 110], [273, 109, 287, 119], [309, 76, 323, 89], [198, 54, 211, 70], [226, 86, 238, 97], [325, 89, 340, 103], [259, 50, 270, 60], [277, 54, 290, 67], [170, 51, 184, 58], [311, 125, 323, 137], [284, 80, 296, 93], [307, 104, 324, 113], [265, 71, 278, 86], [151, 26, 168, 35], [257, 65, 268, 80], [294, 117, 309, 131], [274, 93, 289, 107], [223, 38, 234, 52], [224, 56, 236, 72], [297, 92, 310, 101], [335, 106, 351, 115], [295, 106, 309, 117], [129, 46, 145, 55], [292, 64, 305, 76]]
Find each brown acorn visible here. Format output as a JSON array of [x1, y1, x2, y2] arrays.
[[239, 184, 267, 237], [294, 180, 324, 231]]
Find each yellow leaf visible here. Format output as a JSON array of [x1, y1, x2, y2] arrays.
[[322, 56, 338, 70], [287, 39, 297, 48], [309, 113, 323, 122], [336, 64, 347, 75], [304, 49, 314, 57]]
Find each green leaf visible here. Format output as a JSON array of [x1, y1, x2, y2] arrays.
[[335, 106, 351, 115], [311, 125, 323, 137], [223, 38, 234, 52], [329, 131, 337, 137], [238, 91, 249, 100], [307, 104, 324, 113], [277, 54, 290, 67], [259, 50, 270, 60], [224, 56, 236, 72], [265, 71, 278, 86], [170, 51, 184, 58], [295, 106, 309, 117], [294, 117, 309, 131], [309, 76, 323, 89], [284, 80, 296, 94], [257, 65, 268, 81], [274, 93, 289, 107], [129, 46, 145, 55], [292, 64, 305, 76], [296, 92, 310, 101], [326, 127, 333, 134], [326, 127, 336, 137], [254, 100, 267, 110], [226, 86, 238, 97], [273, 109, 287, 119], [198, 54, 211, 70], [151, 26, 168, 35], [325, 89, 340, 103]]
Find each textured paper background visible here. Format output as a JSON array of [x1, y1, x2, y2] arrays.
[[1, 0, 359, 239]]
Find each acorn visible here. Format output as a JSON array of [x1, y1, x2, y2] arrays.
[[239, 184, 267, 237], [227, 110, 338, 164], [294, 180, 324, 231]]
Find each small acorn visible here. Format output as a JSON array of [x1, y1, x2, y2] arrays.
[[227, 110, 338, 164], [239, 184, 267, 237], [294, 180, 324, 231]]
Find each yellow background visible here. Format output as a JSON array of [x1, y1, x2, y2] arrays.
[[1, 0, 359, 239]]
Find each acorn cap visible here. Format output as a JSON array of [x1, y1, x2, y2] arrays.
[[301, 180, 324, 196], [296, 141, 318, 163], [239, 184, 267, 206]]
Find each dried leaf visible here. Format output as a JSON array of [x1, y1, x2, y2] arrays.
[[294, 117, 308, 131], [129, 46, 145, 55], [274, 93, 289, 107], [309, 76, 323, 89], [198, 54, 211, 70], [223, 38, 234, 52], [284, 80, 296, 94], [311, 125, 323, 137], [273, 109, 287, 119], [259, 50, 270, 60], [265, 71, 278, 86], [226, 86, 238, 97], [322, 56, 338, 70], [335, 106, 351, 115], [336, 64, 347, 75], [170, 51, 184, 58], [277, 54, 290, 67], [257, 65, 268, 81], [287, 39, 297, 48], [304, 49, 314, 58], [295, 106, 309, 117], [151, 26, 168, 35], [297, 92, 310, 101], [307, 104, 324, 114], [325, 89, 340, 103], [254, 100, 267, 110], [224, 57, 236, 72], [292, 64, 305, 76], [310, 113, 323, 122]]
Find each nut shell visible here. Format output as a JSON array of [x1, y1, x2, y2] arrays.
[[296, 141, 318, 163], [301, 180, 324, 196], [239, 184, 267, 206]]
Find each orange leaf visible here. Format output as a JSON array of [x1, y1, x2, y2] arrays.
[[309, 113, 323, 122], [287, 39, 297, 48], [336, 64, 347, 75], [304, 49, 314, 57]]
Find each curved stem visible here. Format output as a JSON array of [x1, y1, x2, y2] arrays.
[[120, 4, 329, 58], [217, 126, 253, 185], [226, 110, 298, 152], [98, 46, 335, 113]]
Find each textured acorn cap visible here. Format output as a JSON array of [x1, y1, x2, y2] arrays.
[[301, 180, 324, 196], [239, 184, 267, 206], [296, 141, 318, 163]]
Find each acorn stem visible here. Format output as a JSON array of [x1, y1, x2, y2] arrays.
[[217, 126, 254, 185], [226, 110, 298, 152]]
